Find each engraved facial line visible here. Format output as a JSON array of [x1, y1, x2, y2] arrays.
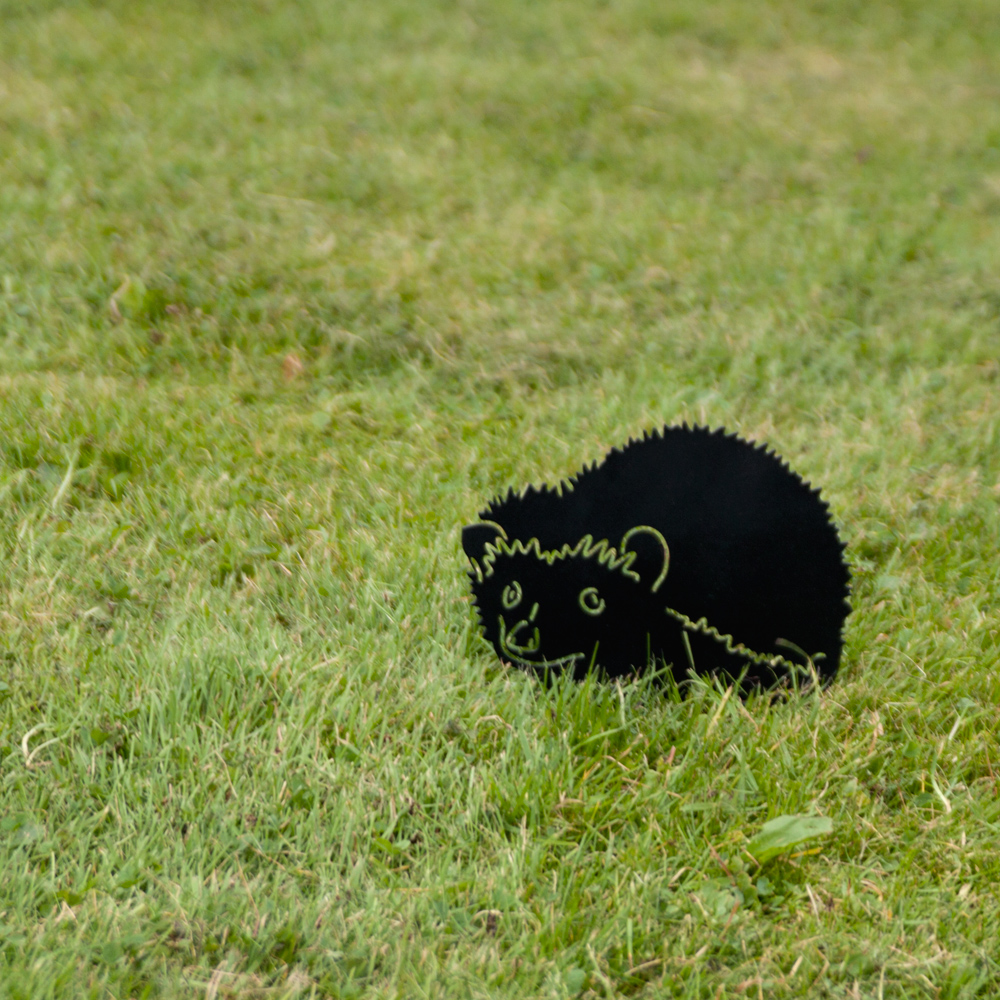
[[497, 613, 585, 671], [502, 603, 540, 654]]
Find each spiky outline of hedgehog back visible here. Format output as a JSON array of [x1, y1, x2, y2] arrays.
[[467, 424, 851, 688]]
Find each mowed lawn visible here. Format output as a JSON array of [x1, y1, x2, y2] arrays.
[[3, 0, 1000, 996]]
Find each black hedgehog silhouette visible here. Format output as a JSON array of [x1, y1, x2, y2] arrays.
[[462, 425, 851, 690]]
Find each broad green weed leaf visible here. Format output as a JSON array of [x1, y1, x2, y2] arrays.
[[746, 814, 833, 865]]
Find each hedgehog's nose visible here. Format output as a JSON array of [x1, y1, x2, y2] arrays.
[[506, 619, 541, 655]]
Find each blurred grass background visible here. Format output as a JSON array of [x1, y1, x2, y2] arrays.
[[2, 0, 1000, 996]]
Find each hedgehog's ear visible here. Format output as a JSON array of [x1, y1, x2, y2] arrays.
[[620, 526, 670, 593], [462, 521, 507, 563]]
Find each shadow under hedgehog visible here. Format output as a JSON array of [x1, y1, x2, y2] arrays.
[[462, 425, 851, 691]]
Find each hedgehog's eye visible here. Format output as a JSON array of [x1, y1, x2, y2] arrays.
[[502, 581, 523, 610], [578, 587, 605, 616]]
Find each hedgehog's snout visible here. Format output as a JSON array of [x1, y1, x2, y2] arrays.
[[502, 602, 541, 656]]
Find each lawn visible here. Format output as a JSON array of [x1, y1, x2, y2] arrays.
[[2, 0, 1000, 996]]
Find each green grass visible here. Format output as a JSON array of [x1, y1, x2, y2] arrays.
[[3, 0, 1000, 995]]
